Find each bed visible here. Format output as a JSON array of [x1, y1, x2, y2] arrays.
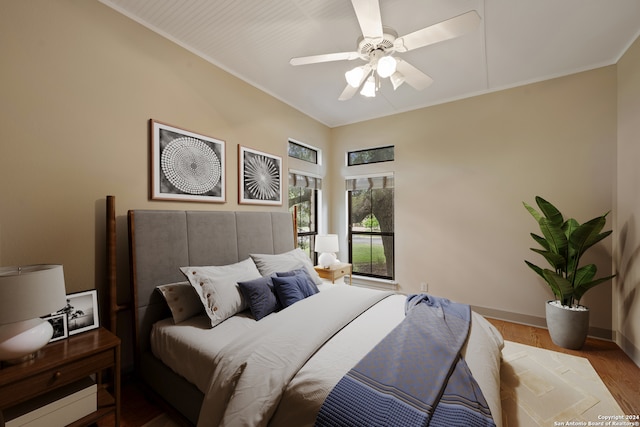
[[124, 208, 504, 427]]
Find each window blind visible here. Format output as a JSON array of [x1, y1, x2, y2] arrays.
[[289, 171, 322, 190], [345, 174, 394, 191]]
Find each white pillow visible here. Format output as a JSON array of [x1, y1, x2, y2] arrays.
[[156, 281, 203, 324], [250, 248, 322, 286], [180, 258, 261, 327]]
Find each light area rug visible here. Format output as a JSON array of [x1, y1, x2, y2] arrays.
[[141, 341, 624, 427], [501, 340, 624, 427]]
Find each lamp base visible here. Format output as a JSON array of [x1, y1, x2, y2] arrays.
[[0, 318, 54, 364], [318, 252, 337, 268]]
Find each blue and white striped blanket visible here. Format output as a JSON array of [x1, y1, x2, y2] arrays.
[[315, 293, 496, 427]]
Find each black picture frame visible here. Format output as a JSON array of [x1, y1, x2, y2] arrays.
[[151, 119, 226, 203], [60, 290, 100, 335], [238, 145, 282, 205]]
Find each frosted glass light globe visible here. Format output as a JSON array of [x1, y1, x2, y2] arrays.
[[376, 56, 397, 78], [345, 66, 365, 88]]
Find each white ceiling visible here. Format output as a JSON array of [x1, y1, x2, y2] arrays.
[[100, 0, 640, 127]]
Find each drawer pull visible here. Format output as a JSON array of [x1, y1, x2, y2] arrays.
[[53, 371, 62, 380]]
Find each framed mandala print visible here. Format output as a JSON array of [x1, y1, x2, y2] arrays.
[[151, 120, 226, 203], [238, 145, 282, 205]]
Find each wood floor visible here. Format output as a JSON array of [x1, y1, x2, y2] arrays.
[[100, 319, 640, 426]]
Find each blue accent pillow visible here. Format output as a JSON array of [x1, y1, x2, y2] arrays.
[[276, 268, 319, 296], [272, 275, 309, 308], [237, 276, 279, 320]]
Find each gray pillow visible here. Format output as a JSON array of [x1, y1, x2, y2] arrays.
[[250, 248, 322, 286], [180, 258, 261, 327]]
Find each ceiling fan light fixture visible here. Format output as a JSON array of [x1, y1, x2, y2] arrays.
[[376, 55, 397, 78], [390, 71, 405, 90], [290, 4, 481, 102], [345, 66, 365, 88], [360, 75, 377, 97]]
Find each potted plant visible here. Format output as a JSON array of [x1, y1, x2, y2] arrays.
[[523, 196, 615, 349]]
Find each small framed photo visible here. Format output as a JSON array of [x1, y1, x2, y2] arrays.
[[61, 290, 100, 335], [151, 119, 226, 203], [43, 313, 68, 342], [238, 145, 282, 205]]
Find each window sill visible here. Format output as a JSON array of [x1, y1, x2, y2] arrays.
[[347, 275, 398, 291]]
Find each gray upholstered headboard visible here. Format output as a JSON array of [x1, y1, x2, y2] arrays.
[[127, 210, 296, 361]]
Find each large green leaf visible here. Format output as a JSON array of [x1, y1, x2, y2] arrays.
[[530, 233, 550, 251], [570, 264, 596, 286], [526, 261, 561, 298], [567, 217, 606, 278], [530, 248, 565, 270], [570, 216, 605, 254], [563, 218, 580, 241], [535, 196, 564, 226], [539, 217, 568, 256], [573, 275, 616, 301], [523, 202, 543, 222], [582, 229, 612, 255], [525, 260, 546, 279], [542, 269, 573, 302]]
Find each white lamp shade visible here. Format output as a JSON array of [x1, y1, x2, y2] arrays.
[[315, 234, 339, 253], [0, 265, 67, 362], [0, 264, 67, 325]]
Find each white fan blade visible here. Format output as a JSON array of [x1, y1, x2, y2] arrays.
[[339, 64, 372, 100], [290, 51, 359, 66], [395, 59, 433, 91], [351, 0, 383, 40], [339, 84, 359, 101], [394, 10, 481, 53]]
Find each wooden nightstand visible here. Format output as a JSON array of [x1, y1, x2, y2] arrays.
[[314, 262, 352, 285], [0, 327, 120, 427]]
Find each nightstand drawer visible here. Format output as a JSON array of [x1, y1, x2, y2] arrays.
[[0, 351, 112, 408]]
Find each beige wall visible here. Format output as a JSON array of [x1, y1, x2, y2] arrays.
[[331, 67, 617, 335], [1, 1, 633, 354], [0, 1, 331, 300], [616, 34, 640, 365]]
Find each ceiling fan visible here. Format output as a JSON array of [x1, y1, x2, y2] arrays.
[[289, 0, 481, 100]]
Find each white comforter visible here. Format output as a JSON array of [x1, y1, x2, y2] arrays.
[[190, 285, 504, 427]]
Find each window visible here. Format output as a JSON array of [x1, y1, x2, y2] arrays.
[[347, 145, 394, 166], [288, 140, 318, 164], [288, 172, 320, 261], [347, 174, 394, 280]]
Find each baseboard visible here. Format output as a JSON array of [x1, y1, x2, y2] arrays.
[[471, 305, 613, 341], [615, 330, 640, 368]]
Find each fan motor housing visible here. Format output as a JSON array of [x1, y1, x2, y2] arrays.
[[356, 26, 398, 59]]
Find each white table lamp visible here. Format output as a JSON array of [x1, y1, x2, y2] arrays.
[[0, 265, 67, 363], [315, 234, 339, 268]]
